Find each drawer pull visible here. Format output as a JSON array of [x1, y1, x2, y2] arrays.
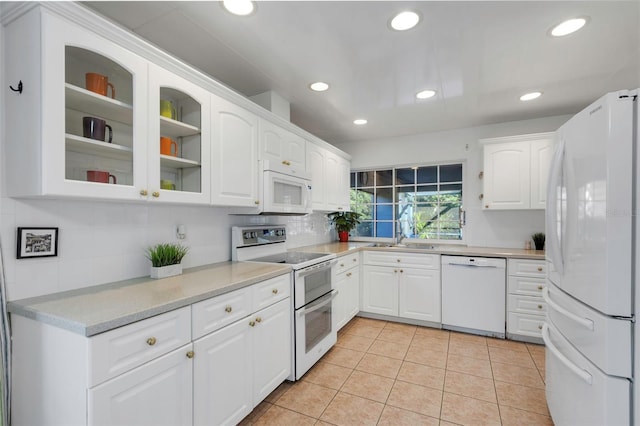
[[538, 304, 543, 309], [537, 285, 544, 290], [538, 324, 543, 330], [255, 317, 262, 323], [397, 259, 401, 263], [537, 267, 543, 272], [353, 258, 357, 262], [146, 337, 157, 346], [394, 269, 398, 273], [346, 272, 352, 277], [272, 288, 279, 294], [225, 306, 232, 313], [186, 351, 195, 359], [139, 189, 148, 196], [152, 191, 160, 198], [340, 263, 345, 267], [400, 269, 404, 273], [249, 321, 256, 327]]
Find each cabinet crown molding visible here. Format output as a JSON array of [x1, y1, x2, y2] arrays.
[[478, 132, 555, 146]]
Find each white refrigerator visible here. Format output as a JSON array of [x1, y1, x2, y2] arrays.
[[543, 89, 638, 425]]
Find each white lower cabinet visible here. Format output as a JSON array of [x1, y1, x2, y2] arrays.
[[361, 251, 441, 323], [193, 297, 291, 426], [506, 258, 547, 342], [334, 253, 361, 329], [10, 274, 291, 426], [88, 344, 194, 426]]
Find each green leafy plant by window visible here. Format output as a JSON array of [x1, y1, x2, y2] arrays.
[[328, 211, 361, 233], [145, 243, 189, 267]]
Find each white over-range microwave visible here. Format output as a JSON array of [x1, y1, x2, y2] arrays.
[[259, 160, 313, 215]]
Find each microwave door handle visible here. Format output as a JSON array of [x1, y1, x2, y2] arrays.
[[306, 183, 312, 209], [297, 290, 339, 317]]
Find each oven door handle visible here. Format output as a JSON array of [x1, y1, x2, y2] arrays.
[[297, 290, 339, 317]]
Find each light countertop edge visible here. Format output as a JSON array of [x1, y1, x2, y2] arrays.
[[8, 261, 292, 337]]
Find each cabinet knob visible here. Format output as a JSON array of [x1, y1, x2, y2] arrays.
[[139, 189, 148, 196], [538, 304, 543, 309], [282, 160, 291, 166], [338, 207, 344, 210], [146, 337, 157, 346], [479, 193, 484, 200], [272, 288, 278, 294], [152, 191, 160, 198], [400, 269, 404, 273], [186, 351, 195, 359], [393, 269, 398, 273], [485, 204, 489, 208], [538, 324, 543, 330], [249, 321, 256, 327], [397, 259, 401, 263], [353, 258, 357, 262], [255, 200, 260, 205], [537, 285, 544, 290], [537, 267, 543, 272], [225, 306, 232, 313], [346, 272, 352, 277], [255, 317, 262, 323], [340, 263, 345, 267]]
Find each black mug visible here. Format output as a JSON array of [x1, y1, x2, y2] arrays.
[[83, 117, 113, 143]]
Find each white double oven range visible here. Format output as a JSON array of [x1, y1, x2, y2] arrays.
[[232, 226, 338, 380]]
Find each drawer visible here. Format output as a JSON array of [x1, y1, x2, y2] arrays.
[[508, 276, 546, 296], [363, 250, 439, 269], [192, 286, 252, 340], [335, 252, 359, 275], [508, 258, 546, 277], [507, 294, 547, 315], [252, 273, 291, 312], [89, 306, 191, 387], [507, 311, 545, 338]]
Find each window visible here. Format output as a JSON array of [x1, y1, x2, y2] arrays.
[[350, 164, 463, 240]]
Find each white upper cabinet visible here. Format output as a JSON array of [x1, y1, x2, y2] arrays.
[[5, 8, 148, 200], [480, 133, 554, 210], [306, 141, 351, 212], [259, 119, 306, 173], [147, 64, 211, 204], [211, 95, 259, 207]]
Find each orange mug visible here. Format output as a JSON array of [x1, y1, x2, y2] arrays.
[[160, 137, 178, 157], [85, 73, 115, 99], [87, 170, 116, 184]]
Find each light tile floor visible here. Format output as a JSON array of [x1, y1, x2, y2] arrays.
[[240, 317, 553, 425]]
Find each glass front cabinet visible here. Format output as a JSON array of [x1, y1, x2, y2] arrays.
[[5, 7, 210, 204]]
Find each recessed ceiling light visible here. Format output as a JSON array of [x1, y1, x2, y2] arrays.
[[223, 0, 255, 16], [390, 11, 420, 31], [550, 17, 588, 37], [520, 92, 542, 101], [309, 82, 329, 92], [416, 89, 436, 99], [353, 119, 368, 125]]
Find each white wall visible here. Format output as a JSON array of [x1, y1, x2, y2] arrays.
[[333, 115, 572, 249]]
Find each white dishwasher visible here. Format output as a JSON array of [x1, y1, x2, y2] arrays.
[[441, 256, 506, 338]]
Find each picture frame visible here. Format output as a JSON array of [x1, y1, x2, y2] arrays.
[[16, 227, 59, 259]]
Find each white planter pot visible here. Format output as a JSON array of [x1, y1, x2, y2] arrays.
[[150, 264, 183, 279]]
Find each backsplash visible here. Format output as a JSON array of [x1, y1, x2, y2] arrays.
[[0, 196, 333, 301]]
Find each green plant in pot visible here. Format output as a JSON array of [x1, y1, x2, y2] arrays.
[[146, 243, 189, 279], [328, 211, 360, 242], [531, 232, 545, 251]]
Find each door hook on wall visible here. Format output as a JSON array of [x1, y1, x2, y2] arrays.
[[9, 80, 23, 94]]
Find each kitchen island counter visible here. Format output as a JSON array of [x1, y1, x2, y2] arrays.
[[7, 261, 291, 336]]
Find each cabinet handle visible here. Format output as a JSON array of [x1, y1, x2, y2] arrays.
[[249, 321, 256, 327], [146, 337, 157, 346], [397, 259, 401, 263], [485, 204, 489, 208], [225, 306, 232, 313], [538, 305, 543, 309], [400, 269, 404, 273], [340, 263, 345, 267], [338, 207, 344, 210], [537, 267, 543, 272], [538, 324, 543, 330], [353, 258, 357, 262], [393, 269, 398, 273], [282, 160, 291, 166], [255, 200, 260, 205], [186, 351, 195, 359], [139, 189, 148, 196], [152, 191, 160, 198], [537, 285, 544, 290], [255, 317, 262, 323], [272, 288, 278, 294], [346, 272, 352, 277]]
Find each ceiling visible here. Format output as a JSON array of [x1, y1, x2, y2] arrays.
[[83, 1, 640, 145]]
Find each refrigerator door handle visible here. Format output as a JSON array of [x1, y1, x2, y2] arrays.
[[542, 323, 593, 385], [543, 287, 594, 330], [546, 137, 565, 274]]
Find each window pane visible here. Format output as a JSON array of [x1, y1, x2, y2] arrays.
[[354, 204, 373, 220], [396, 186, 415, 203], [376, 222, 394, 237], [376, 204, 393, 220], [350, 172, 356, 188], [417, 166, 437, 184], [355, 221, 374, 237], [440, 164, 462, 182], [376, 188, 393, 203], [352, 188, 374, 204], [416, 185, 438, 203], [440, 204, 461, 221], [439, 222, 461, 239], [376, 170, 393, 186], [397, 204, 413, 221], [395, 168, 415, 185], [357, 171, 374, 187]]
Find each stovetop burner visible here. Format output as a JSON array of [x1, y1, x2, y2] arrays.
[[249, 251, 331, 265]]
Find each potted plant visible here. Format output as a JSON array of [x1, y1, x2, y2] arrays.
[[146, 243, 189, 279], [532, 232, 545, 251], [328, 211, 360, 242]]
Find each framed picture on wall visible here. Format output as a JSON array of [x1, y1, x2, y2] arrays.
[[16, 227, 59, 259]]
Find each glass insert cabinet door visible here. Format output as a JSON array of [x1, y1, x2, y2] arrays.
[[43, 12, 149, 199], [147, 64, 211, 204]]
